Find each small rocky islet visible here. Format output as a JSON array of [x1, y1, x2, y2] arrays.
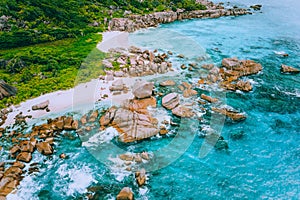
[[0, 1, 299, 199]]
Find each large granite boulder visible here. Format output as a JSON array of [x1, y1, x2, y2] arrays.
[[162, 93, 180, 110], [100, 97, 158, 143], [132, 80, 154, 99], [112, 107, 158, 143], [0, 80, 17, 100]]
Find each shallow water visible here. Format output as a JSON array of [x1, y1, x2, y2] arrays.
[[6, 1, 300, 199]]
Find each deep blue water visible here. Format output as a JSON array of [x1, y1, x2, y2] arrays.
[[6, 1, 300, 199]]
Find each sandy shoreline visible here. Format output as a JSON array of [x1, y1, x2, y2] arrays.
[[1, 31, 134, 128]]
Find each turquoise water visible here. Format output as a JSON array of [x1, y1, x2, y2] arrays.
[[7, 1, 300, 199]]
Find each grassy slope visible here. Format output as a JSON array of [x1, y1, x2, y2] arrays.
[[0, 34, 106, 108], [0, 0, 206, 109]]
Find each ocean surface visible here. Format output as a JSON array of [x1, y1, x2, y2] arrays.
[[6, 0, 300, 199]]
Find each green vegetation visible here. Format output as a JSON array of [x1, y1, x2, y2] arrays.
[[0, 34, 105, 108], [0, 0, 206, 48], [0, 0, 206, 108]]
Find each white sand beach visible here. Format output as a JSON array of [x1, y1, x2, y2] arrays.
[[1, 31, 133, 128]]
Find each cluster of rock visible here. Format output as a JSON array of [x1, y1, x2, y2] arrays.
[[162, 92, 195, 118], [76, 80, 172, 143], [0, 108, 10, 127], [0, 116, 78, 198], [200, 58, 262, 92], [109, 79, 129, 95], [115, 152, 151, 199], [0, 80, 17, 100], [101, 46, 173, 79], [118, 152, 151, 172], [100, 80, 160, 143], [109, 8, 248, 32]]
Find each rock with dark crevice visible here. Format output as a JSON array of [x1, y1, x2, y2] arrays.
[[0, 80, 17, 100], [162, 93, 180, 110]]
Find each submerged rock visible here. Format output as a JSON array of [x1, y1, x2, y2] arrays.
[[215, 137, 229, 150], [119, 154, 134, 161], [230, 131, 245, 140]]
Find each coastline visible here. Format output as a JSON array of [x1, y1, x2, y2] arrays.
[[0, 2, 265, 199], [1, 30, 180, 128], [1, 1, 299, 199], [1, 31, 132, 128], [108, 5, 250, 32], [0, 0, 254, 128]]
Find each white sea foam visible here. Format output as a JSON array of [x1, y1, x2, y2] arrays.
[[283, 90, 300, 97], [274, 86, 300, 97], [54, 163, 96, 197], [108, 157, 132, 182], [7, 176, 42, 200], [274, 51, 287, 56], [82, 127, 119, 148]]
